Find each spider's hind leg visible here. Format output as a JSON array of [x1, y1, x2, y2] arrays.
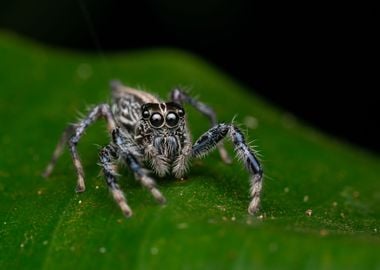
[[43, 104, 116, 193], [192, 123, 263, 214], [42, 125, 74, 178]]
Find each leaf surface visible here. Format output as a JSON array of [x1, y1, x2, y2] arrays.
[[0, 32, 379, 269]]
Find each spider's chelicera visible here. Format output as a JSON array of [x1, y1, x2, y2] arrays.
[[43, 81, 263, 217]]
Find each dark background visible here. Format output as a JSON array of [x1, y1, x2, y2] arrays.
[[0, 0, 378, 153]]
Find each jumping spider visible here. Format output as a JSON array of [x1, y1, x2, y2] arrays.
[[43, 81, 263, 217]]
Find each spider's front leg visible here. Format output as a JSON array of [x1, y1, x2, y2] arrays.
[[170, 88, 232, 164], [192, 123, 263, 214], [43, 104, 116, 192], [111, 128, 166, 204], [99, 129, 166, 217], [99, 145, 133, 217]]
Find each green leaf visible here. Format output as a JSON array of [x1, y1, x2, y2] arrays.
[[0, 31, 379, 269]]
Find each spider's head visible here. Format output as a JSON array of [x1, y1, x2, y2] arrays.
[[141, 102, 186, 130]]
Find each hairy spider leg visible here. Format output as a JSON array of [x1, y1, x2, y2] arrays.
[[99, 145, 133, 217], [112, 128, 166, 204], [170, 88, 232, 164], [42, 125, 74, 178], [192, 123, 263, 214], [43, 104, 116, 192]]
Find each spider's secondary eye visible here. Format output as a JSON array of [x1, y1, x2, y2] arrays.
[[166, 112, 179, 127], [142, 109, 150, 118], [178, 108, 185, 117], [150, 113, 164, 127]]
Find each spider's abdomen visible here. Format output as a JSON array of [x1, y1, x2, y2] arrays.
[[110, 81, 160, 132]]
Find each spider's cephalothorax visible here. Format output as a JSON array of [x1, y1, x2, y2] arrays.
[[136, 102, 191, 178], [43, 81, 263, 217]]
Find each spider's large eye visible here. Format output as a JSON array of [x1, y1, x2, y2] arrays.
[[150, 113, 164, 127], [166, 112, 179, 127], [142, 109, 150, 119]]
